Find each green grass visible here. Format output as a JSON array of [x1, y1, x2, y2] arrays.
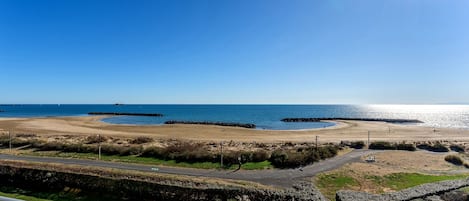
[[25, 150, 272, 170], [0, 191, 51, 201], [316, 172, 469, 201], [377, 173, 469, 190], [0, 186, 122, 201], [315, 173, 358, 200]]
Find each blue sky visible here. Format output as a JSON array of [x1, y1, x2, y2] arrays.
[[1, 0, 468, 104]]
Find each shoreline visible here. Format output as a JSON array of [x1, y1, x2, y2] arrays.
[[2, 116, 469, 143]]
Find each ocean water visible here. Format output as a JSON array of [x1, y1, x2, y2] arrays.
[[0, 104, 468, 130]]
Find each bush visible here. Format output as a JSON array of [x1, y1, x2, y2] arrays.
[[131, 136, 154, 144], [417, 143, 449, 152], [141, 146, 164, 158], [15, 133, 37, 138], [396, 143, 416, 151], [464, 163, 469, 169], [85, 135, 107, 144], [450, 144, 465, 153], [100, 145, 142, 156], [270, 150, 289, 167], [369, 141, 396, 150], [350, 141, 365, 149], [445, 155, 464, 166], [251, 150, 270, 162]]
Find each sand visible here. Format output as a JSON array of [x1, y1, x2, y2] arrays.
[[1, 116, 469, 143]]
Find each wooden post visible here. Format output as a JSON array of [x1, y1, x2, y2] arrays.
[[368, 131, 370, 148], [220, 141, 224, 168], [98, 134, 101, 160], [315, 136, 318, 151]]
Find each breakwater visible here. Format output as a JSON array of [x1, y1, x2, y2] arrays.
[[88, 112, 163, 117], [165, 121, 256, 129], [281, 118, 423, 124]]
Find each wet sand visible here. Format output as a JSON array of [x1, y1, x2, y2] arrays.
[[0, 116, 469, 143]]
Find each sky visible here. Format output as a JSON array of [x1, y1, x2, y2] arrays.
[[1, 0, 468, 104]]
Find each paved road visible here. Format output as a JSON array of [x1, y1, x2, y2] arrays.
[[0, 149, 378, 187]]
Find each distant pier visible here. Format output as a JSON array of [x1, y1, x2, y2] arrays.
[[88, 112, 163, 117], [164, 120, 256, 129], [281, 118, 423, 124]]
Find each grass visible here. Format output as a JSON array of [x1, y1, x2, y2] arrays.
[[315, 172, 469, 201], [375, 173, 468, 191], [0, 186, 112, 201], [24, 150, 273, 170], [0, 191, 51, 201], [315, 173, 358, 200]]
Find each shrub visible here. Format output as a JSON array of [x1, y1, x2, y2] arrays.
[[85, 135, 107, 144], [131, 136, 154, 144], [464, 163, 469, 169], [37, 142, 66, 151], [432, 143, 450, 152], [316, 146, 339, 160], [270, 150, 289, 167], [450, 144, 465, 153], [15, 133, 37, 138], [417, 143, 449, 152], [369, 141, 396, 150], [251, 150, 270, 162], [396, 143, 416, 151], [445, 155, 464, 166], [141, 146, 165, 158], [350, 141, 365, 149]]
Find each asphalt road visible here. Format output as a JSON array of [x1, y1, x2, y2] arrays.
[[0, 149, 377, 187]]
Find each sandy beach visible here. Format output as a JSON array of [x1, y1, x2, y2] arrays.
[[0, 116, 468, 143]]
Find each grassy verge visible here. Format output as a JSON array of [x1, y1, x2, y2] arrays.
[[368, 173, 468, 191], [21, 150, 273, 170], [315, 172, 469, 201], [315, 173, 358, 200], [0, 190, 51, 201]]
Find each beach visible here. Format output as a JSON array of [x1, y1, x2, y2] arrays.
[[1, 116, 469, 143]]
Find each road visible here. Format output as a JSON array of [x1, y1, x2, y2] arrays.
[[0, 149, 377, 187]]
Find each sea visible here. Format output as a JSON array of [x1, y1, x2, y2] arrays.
[[0, 104, 468, 130]]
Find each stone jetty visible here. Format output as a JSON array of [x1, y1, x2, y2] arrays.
[[164, 121, 256, 129], [281, 118, 423, 124], [88, 112, 163, 117]]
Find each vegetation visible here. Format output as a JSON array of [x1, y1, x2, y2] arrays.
[[350, 141, 365, 149], [445, 155, 464, 166], [0, 186, 110, 201], [369, 141, 396, 150], [315, 173, 358, 200], [450, 144, 466, 153], [368, 142, 416, 151], [269, 146, 339, 168], [396, 143, 416, 151], [417, 143, 449, 152], [131, 136, 154, 144], [315, 172, 469, 201]]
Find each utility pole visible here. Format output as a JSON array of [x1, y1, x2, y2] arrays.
[[98, 134, 101, 160], [220, 141, 224, 168], [368, 131, 370, 148], [8, 130, 12, 152], [315, 136, 318, 151]]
